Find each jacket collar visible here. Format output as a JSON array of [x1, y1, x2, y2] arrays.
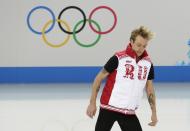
[[126, 43, 148, 60]]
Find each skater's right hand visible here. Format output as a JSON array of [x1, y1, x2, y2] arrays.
[[86, 103, 97, 118]]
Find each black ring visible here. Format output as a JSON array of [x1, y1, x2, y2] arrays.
[[58, 6, 86, 34]]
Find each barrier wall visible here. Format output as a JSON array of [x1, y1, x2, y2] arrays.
[[0, 66, 190, 83]]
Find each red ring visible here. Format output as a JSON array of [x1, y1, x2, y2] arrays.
[[89, 6, 117, 34]]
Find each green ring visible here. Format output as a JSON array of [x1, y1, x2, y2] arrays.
[[73, 19, 101, 47]]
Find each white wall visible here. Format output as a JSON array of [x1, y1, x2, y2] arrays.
[[0, 83, 189, 131], [1, 0, 190, 66]]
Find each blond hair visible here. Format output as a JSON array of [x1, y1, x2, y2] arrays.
[[130, 26, 154, 42]]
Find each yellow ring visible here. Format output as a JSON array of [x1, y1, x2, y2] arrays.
[[42, 19, 71, 48]]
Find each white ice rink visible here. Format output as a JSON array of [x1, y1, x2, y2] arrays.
[[0, 83, 190, 131]]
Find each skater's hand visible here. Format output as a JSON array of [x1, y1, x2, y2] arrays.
[[86, 103, 97, 118], [148, 112, 158, 126]]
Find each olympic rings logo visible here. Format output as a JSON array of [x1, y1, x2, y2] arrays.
[[27, 5, 117, 48]]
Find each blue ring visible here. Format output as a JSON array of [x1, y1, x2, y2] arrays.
[[27, 6, 56, 35]]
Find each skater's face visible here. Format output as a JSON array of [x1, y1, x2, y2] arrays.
[[131, 35, 148, 57]]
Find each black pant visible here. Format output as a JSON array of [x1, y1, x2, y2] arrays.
[[95, 108, 142, 131]]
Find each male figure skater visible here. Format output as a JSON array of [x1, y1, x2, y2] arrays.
[[86, 26, 158, 131]]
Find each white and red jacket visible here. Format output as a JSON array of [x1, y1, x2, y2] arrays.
[[100, 44, 152, 115]]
